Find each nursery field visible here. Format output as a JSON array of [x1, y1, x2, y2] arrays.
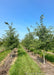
[[0, 45, 54, 75], [0, 14, 54, 75], [9, 45, 43, 75]]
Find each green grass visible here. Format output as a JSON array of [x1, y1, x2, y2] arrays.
[[45, 53, 54, 63], [9, 45, 44, 75], [0, 45, 5, 51], [0, 50, 11, 62], [47, 49, 54, 53]]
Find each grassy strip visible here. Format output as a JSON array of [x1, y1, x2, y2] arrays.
[[0, 45, 5, 51], [45, 53, 54, 63], [9, 46, 44, 75], [0, 50, 11, 62]]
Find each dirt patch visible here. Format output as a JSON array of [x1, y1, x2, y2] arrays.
[[0, 48, 18, 75], [47, 52, 54, 55]]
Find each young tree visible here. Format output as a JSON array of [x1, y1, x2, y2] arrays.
[[3, 22, 19, 50], [34, 15, 53, 64], [22, 27, 34, 50]]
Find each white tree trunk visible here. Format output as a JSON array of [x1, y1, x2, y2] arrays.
[[42, 50, 46, 64], [43, 53, 45, 64]]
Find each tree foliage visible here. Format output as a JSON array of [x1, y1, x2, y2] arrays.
[[3, 22, 19, 50], [22, 15, 54, 51]]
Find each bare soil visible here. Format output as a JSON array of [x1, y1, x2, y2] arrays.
[[0, 48, 18, 75], [47, 52, 54, 55]]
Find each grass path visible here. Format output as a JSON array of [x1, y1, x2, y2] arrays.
[[9, 45, 43, 75], [0, 50, 11, 62]]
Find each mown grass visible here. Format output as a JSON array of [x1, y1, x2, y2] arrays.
[[0, 50, 11, 62], [9, 45, 44, 75]]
